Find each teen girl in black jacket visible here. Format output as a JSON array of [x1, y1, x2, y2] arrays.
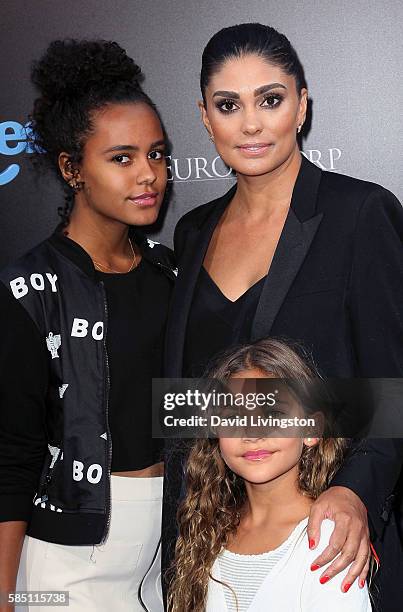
[[0, 40, 175, 612]]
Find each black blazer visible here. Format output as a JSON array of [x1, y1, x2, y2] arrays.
[[163, 157, 403, 609]]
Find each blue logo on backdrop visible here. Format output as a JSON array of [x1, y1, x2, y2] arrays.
[[1, 119, 343, 186], [0, 121, 34, 186]]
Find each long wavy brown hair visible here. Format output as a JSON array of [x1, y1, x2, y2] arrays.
[[167, 338, 347, 612]]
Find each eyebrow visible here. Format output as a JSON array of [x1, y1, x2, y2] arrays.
[[103, 139, 166, 154], [212, 83, 287, 99]]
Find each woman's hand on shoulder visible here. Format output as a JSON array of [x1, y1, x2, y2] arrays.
[[307, 486, 371, 592]]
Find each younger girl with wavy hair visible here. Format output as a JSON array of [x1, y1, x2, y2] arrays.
[[168, 338, 372, 611]]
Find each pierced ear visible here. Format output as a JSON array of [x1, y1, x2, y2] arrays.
[[58, 153, 82, 191], [303, 410, 325, 442], [297, 88, 308, 131], [198, 100, 213, 139], [303, 437, 320, 448], [58, 153, 82, 182]]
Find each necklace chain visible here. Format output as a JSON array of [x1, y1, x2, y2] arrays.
[[92, 238, 137, 274]]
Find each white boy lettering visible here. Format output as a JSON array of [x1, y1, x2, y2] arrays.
[[92, 322, 104, 340], [46, 332, 61, 359], [73, 460, 84, 481], [73, 460, 102, 484], [71, 318, 88, 337], [10, 276, 28, 298], [87, 464, 102, 484], [46, 273, 58, 292], [9, 273, 58, 299], [30, 273, 45, 290], [71, 318, 104, 340]]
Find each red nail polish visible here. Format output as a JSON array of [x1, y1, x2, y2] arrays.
[[359, 579, 365, 588], [370, 542, 380, 566], [320, 575, 330, 584], [343, 583, 351, 593], [309, 538, 315, 549], [310, 564, 320, 571]]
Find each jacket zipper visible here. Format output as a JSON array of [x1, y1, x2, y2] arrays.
[[38, 445, 63, 506], [100, 280, 113, 544], [156, 261, 177, 280]]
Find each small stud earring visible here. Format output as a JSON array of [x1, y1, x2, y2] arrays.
[[297, 124, 303, 134], [209, 133, 215, 142]]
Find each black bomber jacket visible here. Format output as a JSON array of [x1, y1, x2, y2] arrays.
[[0, 229, 176, 545]]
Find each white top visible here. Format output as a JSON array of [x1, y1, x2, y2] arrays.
[[218, 524, 294, 611], [206, 518, 372, 612]]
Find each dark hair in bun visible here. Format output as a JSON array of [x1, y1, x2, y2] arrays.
[[29, 39, 159, 223], [200, 23, 306, 104]]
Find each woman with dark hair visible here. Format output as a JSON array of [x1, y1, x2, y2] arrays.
[[0, 40, 175, 611], [163, 23, 403, 611]]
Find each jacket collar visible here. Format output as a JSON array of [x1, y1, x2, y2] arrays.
[[164, 156, 324, 376], [193, 154, 321, 230], [48, 227, 176, 281], [290, 154, 322, 221], [251, 155, 323, 338]]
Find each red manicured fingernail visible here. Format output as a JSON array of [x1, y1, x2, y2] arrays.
[[359, 579, 365, 588], [320, 575, 330, 584], [370, 542, 380, 566], [310, 564, 320, 571], [309, 538, 315, 549], [342, 583, 351, 593]]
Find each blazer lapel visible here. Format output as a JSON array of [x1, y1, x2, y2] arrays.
[[251, 209, 323, 340], [251, 156, 324, 341], [165, 157, 324, 372]]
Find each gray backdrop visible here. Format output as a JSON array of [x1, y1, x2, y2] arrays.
[[1, 0, 402, 268]]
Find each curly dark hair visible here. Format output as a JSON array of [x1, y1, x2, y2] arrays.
[[29, 39, 159, 224]]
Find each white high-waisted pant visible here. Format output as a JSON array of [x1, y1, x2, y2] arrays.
[[16, 475, 164, 612]]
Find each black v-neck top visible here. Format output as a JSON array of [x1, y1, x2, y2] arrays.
[[183, 267, 266, 377]]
